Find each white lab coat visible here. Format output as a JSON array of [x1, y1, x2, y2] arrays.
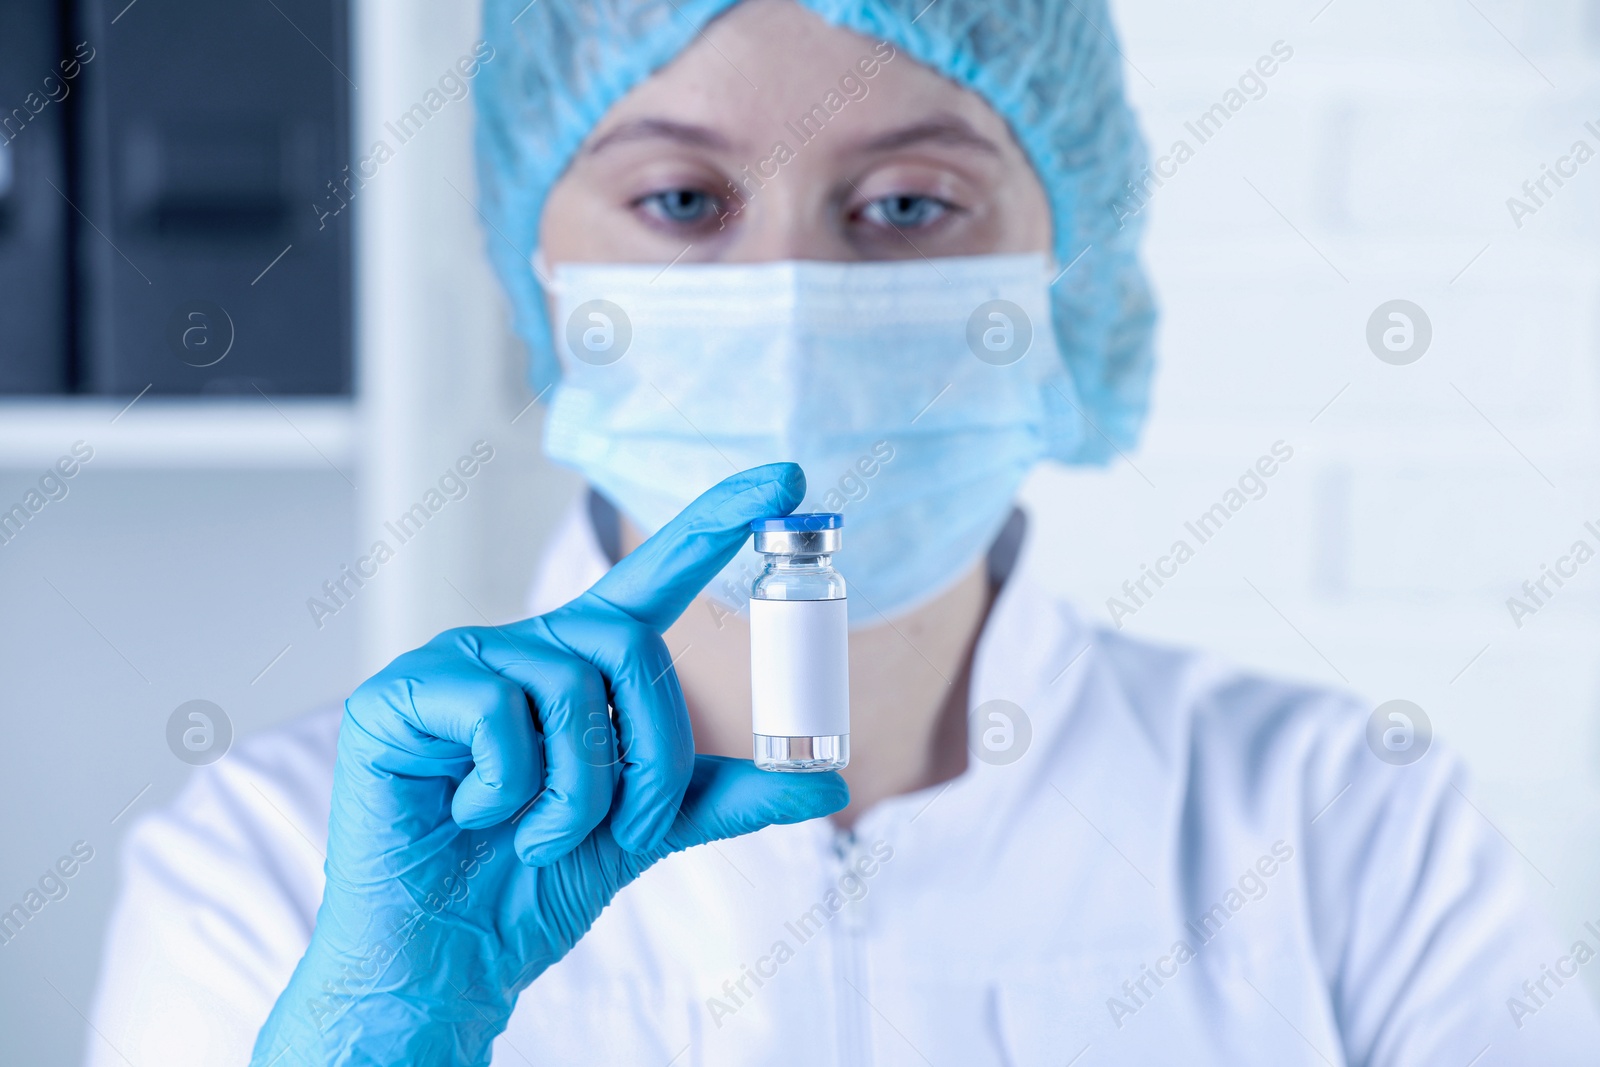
[[87, 499, 1600, 1065]]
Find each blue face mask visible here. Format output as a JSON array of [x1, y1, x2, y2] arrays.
[[542, 252, 1054, 628]]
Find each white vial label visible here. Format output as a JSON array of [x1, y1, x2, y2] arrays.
[[749, 598, 849, 737]]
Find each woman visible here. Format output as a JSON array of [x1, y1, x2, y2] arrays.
[[88, 1, 1598, 1064]]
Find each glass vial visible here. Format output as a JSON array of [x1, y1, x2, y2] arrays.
[[748, 513, 849, 772]]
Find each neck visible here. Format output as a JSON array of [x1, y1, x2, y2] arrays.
[[622, 517, 990, 828]]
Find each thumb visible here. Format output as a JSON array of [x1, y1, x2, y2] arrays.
[[525, 757, 846, 977], [624, 755, 848, 874]]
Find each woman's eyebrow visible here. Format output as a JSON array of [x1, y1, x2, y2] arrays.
[[584, 118, 735, 155], [856, 116, 1001, 155]]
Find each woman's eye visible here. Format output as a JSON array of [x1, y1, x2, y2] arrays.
[[859, 194, 951, 230], [637, 189, 721, 226]]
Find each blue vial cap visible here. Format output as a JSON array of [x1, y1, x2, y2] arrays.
[[749, 512, 843, 533]]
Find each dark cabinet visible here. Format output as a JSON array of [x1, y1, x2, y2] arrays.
[[1, 0, 351, 396], [0, 2, 72, 392]]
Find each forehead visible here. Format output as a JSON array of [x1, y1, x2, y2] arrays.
[[584, 0, 1016, 154]]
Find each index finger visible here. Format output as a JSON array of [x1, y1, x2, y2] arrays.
[[586, 462, 805, 632]]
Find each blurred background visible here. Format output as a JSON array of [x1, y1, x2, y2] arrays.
[[1, 0, 1598, 1062]]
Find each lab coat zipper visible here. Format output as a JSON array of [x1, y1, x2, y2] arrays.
[[831, 827, 872, 1067]]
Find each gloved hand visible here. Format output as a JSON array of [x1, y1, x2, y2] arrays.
[[250, 463, 846, 1066]]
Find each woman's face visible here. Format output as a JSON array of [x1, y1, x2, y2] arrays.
[[540, 0, 1052, 265]]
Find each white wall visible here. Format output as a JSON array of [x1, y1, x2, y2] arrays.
[[1022, 0, 1600, 991], [0, 468, 363, 1066], [352, 0, 579, 670]]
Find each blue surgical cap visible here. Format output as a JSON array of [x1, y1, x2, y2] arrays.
[[475, 0, 1156, 464]]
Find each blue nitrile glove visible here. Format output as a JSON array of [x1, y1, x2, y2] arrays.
[[250, 464, 846, 1066]]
